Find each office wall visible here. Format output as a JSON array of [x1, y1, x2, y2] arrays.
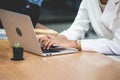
[[39, 0, 82, 32], [40, 0, 82, 23], [0, 0, 82, 29]]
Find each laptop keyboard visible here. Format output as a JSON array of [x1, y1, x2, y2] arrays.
[[41, 47, 60, 53]]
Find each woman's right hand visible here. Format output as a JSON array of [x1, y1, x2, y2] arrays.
[[39, 35, 55, 48], [39, 35, 68, 49]]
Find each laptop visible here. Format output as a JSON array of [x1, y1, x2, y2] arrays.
[[0, 9, 78, 56]]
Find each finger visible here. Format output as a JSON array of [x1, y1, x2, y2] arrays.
[[41, 39, 47, 47], [47, 42, 53, 50], [39, 39, 46, 47], [47, 35, 52, 39], [39, 38, 46, 43], [39, 36, 50, 46], [47, 35, 55, 39], [44, 40, 51, 49], [39, 35, 50, 41], [42, 40, 48, 49], [53, 43, 61, 47]]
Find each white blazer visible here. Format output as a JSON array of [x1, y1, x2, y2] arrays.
[[60, 0, 120, 55]]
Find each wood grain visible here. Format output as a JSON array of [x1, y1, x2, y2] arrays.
[[0, 39, 120, 80], [0, 24, 120, 80]]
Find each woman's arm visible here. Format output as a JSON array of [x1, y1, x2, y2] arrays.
[[79, 26, 120, 55], [59, 1, 90, 40]]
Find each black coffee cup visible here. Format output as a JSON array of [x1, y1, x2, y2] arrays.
[[11, 47, 24, 61]]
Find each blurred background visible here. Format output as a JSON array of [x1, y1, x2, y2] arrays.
[[0, 0, 82, 32]]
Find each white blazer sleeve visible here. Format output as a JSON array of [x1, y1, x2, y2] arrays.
[[59, 1, 90, 40], [80, 26, 120, 55]]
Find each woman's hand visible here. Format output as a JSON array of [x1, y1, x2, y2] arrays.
[[39, 35, 68, 49], [39, 35, 55, 48], [39, 35, 80, 50]]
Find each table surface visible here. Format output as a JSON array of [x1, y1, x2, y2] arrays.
[[0, 24, 120, 80]]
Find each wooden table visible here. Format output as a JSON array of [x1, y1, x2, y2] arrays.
[[0, 24, 120, 80]]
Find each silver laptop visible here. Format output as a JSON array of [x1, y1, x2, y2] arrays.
[[0, 9, 78, 56]]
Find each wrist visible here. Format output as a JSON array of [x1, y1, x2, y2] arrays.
[[76, 40, 81, 51], [69, 40, 81, 50]]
